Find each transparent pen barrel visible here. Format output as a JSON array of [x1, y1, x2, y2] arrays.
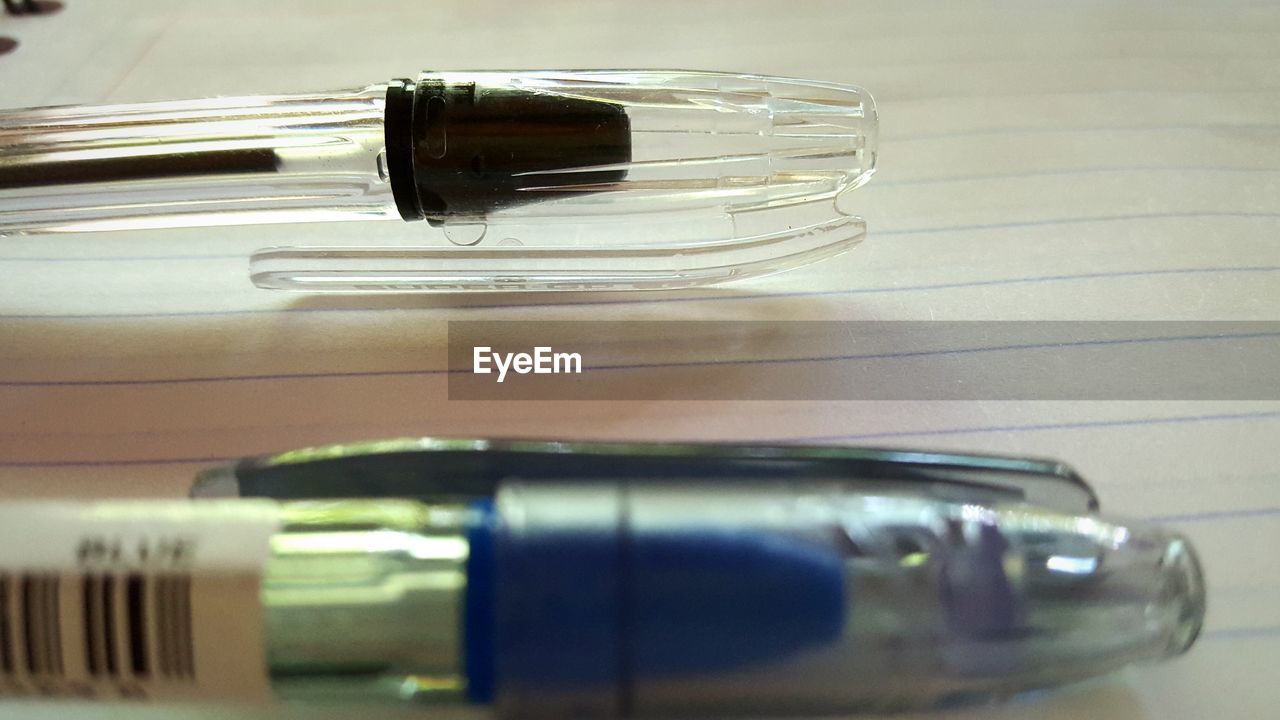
[[609, 486, 1206, 716], [190, 487, 1200, 716], [0, 87, 397, 234], [826, 499, 1205, 712], [437, 481, 1209, 718], [249, 71, 879, 292]]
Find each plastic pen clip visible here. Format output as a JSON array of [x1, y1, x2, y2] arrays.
[[0, 71, 877, 292], [193, 438, 1205, 717]]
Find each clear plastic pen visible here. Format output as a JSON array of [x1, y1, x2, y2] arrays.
[[0, 440, 1205, 716], [0, 71, 877, 292]]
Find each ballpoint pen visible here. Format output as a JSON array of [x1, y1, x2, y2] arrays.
[[0, 439, 1204, 716], [0, 71, 877, 292]]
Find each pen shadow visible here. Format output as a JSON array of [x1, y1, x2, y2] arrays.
[[7, 286, 956, 464], [275, 287, 949, 404]]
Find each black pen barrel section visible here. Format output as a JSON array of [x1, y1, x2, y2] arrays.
[[386, 78, 631, 222]]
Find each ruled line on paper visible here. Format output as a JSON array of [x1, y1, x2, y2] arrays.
[[3, 328, 1279, 387], [2, 408, 1280, 468], [1, 264, 1279, 321], [1201, 626, 1280, 641], [796, 409, 1280, 442]]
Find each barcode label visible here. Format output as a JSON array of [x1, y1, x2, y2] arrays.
[[0, 572, 194, 695], [0, 501, 279, 701]]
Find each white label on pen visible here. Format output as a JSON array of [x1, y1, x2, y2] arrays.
[[0, 501, 279, 701]]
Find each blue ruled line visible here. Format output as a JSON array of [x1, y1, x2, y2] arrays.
[[788, 409, 1280, 442], [1, 265, 1279, 321], [3, 328, 1278, 387], [3, 409, 1280, 468], [2, 209, 1280, 265]]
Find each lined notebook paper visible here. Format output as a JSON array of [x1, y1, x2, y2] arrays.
[[1, 1, 1278, 718]]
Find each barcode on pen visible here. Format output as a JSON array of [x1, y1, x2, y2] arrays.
[[0, 502, 278, 701], [0, 572, 197, 697]]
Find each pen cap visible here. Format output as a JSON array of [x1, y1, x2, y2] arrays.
[[468, 481, 1205, 717], [249, 71, 878, 292]]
